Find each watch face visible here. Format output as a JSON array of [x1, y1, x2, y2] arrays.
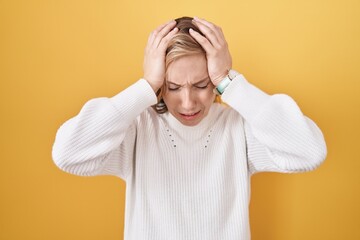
[[228, 69, 239, 80]]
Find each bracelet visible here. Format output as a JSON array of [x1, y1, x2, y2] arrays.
[[213, 69, 239, 95]]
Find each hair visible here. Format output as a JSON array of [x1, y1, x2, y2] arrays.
[[165, 17, 206, 69], [152, 16, 219, 114]]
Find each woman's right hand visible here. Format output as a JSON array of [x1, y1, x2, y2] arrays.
[[143, 20, 178, 93]]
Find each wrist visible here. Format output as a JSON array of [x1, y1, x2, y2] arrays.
[[213, 74, 228, 87], [211, 70, 229, 87], [213, 69, 240, 95], [144, 78, 161, 94]]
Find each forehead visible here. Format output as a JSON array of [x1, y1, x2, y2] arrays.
[[166, 54, 208, 84]]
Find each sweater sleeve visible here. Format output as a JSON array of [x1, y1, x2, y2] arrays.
[[51, 79, 157, 180], [221, 74, 327, 174]]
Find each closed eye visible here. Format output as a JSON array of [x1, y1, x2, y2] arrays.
[[168, 87, 180, 91], [195, 81, 211, 89], [166, 79, 211, 91]]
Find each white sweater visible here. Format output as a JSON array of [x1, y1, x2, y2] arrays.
[[52, 74, 327, 240]]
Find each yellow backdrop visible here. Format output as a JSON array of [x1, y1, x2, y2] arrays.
[[1, 0, 359, 239]]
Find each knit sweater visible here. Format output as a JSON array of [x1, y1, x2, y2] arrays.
[[52, 73, 327, 240]]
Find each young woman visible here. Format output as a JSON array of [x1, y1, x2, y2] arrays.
[[52, 16, 327, 240]]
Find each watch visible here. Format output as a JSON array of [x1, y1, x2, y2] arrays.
[[213, 69, 239, 95]]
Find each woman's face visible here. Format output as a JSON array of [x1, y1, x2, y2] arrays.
[[163, 54, 216, 126]]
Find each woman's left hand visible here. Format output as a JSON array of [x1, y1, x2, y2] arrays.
[[189, 17, 232, 86]]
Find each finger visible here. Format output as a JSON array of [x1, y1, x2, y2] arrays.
[[158, 27, 179, 51], [148, 20, 176, 47], [189, 28, 214, 54], [193, 17, 224, 46], [152, 20, 177, 48], [192, 19, 221, 48], [193, 17, 217, 29]]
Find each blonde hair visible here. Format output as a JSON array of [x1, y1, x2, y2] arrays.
[[165, 17, 205, 69], [153, 17, 220, 114]]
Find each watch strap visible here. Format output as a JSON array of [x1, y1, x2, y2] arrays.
[[214, 69, 239, 95]]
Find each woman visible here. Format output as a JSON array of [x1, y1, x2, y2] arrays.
[[52, 16, 327, 240]]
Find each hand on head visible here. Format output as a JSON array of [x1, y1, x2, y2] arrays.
[[143, 17, 232, 93], [189, 17, 232, 86], [143, 20, 179, 93]]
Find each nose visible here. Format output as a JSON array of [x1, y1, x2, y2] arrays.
[[180, 89, 196, 110]]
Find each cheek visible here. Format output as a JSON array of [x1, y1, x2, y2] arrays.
[[201, 89, 216, 106], [162, 93, 177, 109]]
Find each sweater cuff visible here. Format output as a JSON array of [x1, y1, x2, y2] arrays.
[[110, 79, 158, 117], [221, 74, 271, 122]]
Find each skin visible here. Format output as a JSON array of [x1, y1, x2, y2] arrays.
[[143, 17, 232, 126], [163, 54, 216, 126]]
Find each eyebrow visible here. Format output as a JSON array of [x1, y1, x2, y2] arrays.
[[167, 76, 210, 86]]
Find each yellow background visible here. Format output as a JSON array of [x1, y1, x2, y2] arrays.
[[1, 0, 359, 239]]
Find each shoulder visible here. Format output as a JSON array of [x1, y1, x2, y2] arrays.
[[210, 103, 247, 144], [136, 106, 164, 129], [211, 103, 244, 125]]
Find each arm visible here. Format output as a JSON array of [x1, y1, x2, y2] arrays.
[[52, 20, 178, 180], [190, 17, 327, 174], [222, 74, 327, 174], [52, 79, 157, 180]]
